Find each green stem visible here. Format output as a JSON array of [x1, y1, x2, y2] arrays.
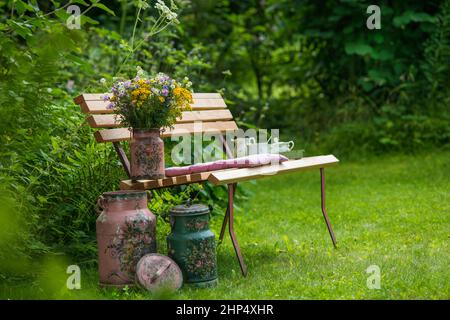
[[130, 6, 142, 50], [81, 5, 95, 16], [22, 0, 74, 23], [119, 0, 128, 36], [132, 18, 172, 52], [45, 0, 73, 17], [153, 20, 173, 35], [114, 13, 174, 77], [10, 1, 15, 19], [150, 15, 165, 34]]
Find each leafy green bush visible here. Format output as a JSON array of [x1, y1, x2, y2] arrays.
[[172, 0, 450, 155], [0, 1, 239, 279]]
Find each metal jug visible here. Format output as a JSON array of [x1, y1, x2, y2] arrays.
[[167, 203, 218, 287], [96, 190, 157, 287]]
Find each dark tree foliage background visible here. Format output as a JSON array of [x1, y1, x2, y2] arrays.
[[0, 0, 449, 279]]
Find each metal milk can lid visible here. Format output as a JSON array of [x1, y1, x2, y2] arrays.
[[102, 190, 147, 199], [169, 202, 210, 216], [136, 254, 183, 292]]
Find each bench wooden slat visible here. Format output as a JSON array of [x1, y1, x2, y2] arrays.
[[74, 93, 109, 102], [78, 98, 227, 114], [75, 92, 223, 102], [120, 171, 213, 190], [87, 114, 120, 128], [87, 110, 234, 128], [207, 155, 339, 185], [190, 99, 227, 109], [94, 121, 238, 143]]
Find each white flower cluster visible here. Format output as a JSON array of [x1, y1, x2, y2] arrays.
[[155, 0, 178, 22], [182, 76, 192, 88], [136, 66, 145, 77]]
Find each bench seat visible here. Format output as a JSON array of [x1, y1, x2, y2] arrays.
[[120, 155, 339, 190]]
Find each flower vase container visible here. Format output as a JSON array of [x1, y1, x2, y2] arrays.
[[130, 129, 165, 181], [96, 191, 157, 287], [167, 203, 218, 287]]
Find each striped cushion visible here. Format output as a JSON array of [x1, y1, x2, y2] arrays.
[[165, 154, 289, 177]]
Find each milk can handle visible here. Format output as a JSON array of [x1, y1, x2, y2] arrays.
[[95, 195, 106, 215]]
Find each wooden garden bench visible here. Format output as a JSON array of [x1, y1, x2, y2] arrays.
[[74, 92, 339, 277]]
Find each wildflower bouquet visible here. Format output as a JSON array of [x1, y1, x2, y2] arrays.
[[105, 70, 193, 129]]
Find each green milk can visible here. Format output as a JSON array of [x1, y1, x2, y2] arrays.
[[167, 203, 218, 287]]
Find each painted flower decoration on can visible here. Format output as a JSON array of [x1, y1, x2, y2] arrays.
[[103, 69, 193, 129]]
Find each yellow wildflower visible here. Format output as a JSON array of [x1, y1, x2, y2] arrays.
[[173, 87, 193, 110]]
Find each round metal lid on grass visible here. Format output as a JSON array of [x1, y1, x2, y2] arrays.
[[136, 254, 183, 293]]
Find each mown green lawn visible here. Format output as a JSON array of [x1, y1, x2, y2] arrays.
[[3, 151, 450, 299]]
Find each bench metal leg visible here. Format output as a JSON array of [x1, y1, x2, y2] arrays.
[[222, 183, 248, 276], [219, 134, 233, 243], [113, 141, 131, 178], [219, 183, 236, 243], [320, 168, 337, 247], [219, 205, 229, 243]]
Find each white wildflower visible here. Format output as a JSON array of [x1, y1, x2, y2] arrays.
[[167, 12, 178, 21], [155, 0, 178, 21], [66, 80, 75, 91], [155, 0, 169, 13], [136, 66, 145, 77], [169, 0, 178, 10]]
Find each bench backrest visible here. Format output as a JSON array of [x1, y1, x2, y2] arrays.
[[73, 93, 238, 143]]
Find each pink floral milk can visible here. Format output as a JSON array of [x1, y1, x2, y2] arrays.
[[96, 191, 157, 287], [130, 129, 165, 180]]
